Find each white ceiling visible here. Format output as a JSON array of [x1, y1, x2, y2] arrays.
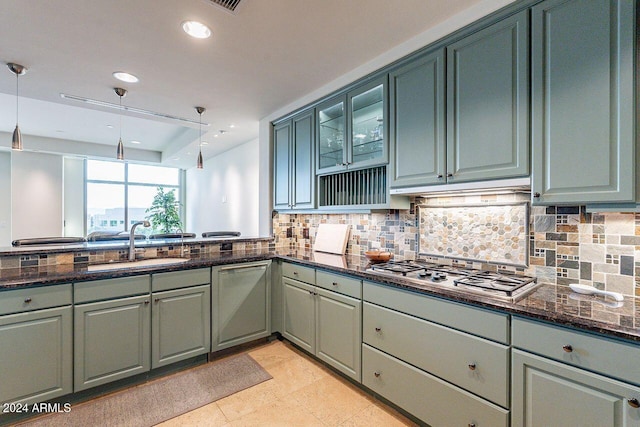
[[0, 0, 484, 169]]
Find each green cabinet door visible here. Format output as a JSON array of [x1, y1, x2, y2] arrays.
[[152, 284, 211, 368], [273, 120, 292, 209], [531, 0, 634, 204], [273, 110, 315, 210], [74, 295, 151, 391], [446, 10, 529, 183], [315, 288, 361, 382], [512, 349, 640, 427], [389, 49, 446, 188], [0, 306, 72, 405], [212, 261, 271, 351], [282, 277, 315, 353], [292, 110, 315, 209]]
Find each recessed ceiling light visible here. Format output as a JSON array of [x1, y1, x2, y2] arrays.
[[229, 124, 235, 128], [182, 21, 211, 39], [113, 72, 139, 83], [106, 124, 114, 129], [130, 140, 141, 144], [201, 141, 209, 146]]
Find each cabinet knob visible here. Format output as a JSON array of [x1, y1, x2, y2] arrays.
[[375, 327, 382, 332], [468, 424, 477, 427], [468, 363, 477, 371], [154, 298, 160, 303], [293, 271, 299, 275], [562, 344, 573, 353], [24, 297, 32, 304], [144, 300, 150, 305], [533, 192, 541, 198], [628, 398, 640, 408], [437, 174, 444, 179], [447, 173, 453, 178], [374, 372, 381, 378], [332, 282, 338, 286]]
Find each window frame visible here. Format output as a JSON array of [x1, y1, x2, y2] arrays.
[[84, 160, 185, 235]]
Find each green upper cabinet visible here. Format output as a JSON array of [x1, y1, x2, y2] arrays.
[[389, 49, 446, 188], [273, 109, 315, 210], [446, 9, 530, 184], [317, 77, 388, 174], [531, 0, 635, 205]]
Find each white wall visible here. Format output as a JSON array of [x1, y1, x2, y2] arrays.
[[11, 151, 63, 240], [186, 139, 259, 237], [0, 152, 11, 246], [64, 157, 85, 237]]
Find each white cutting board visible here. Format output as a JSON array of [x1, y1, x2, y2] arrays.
[[313, 224, 351, 255]]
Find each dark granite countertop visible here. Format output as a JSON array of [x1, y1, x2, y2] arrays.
[[1, 247, 639, 344]]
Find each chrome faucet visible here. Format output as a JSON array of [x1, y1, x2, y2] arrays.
[[129, 221, 150, 261], [176, 228, 186, 256]]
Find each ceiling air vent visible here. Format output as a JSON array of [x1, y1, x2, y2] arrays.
[[208, 0, 242, 13]]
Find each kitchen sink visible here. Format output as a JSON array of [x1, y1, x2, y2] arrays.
[[87, 257, 190, 272]]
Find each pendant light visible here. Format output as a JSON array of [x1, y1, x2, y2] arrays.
[[195, 106, 205, 169], [114, 87, 127, 160], [8, 63, 27, 151]]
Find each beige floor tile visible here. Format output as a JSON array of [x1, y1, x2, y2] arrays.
[[156, 401, 229, 427], [215, 377, 280, 421], [341, 404, 418, 427], [227, 398, 324, 427], [248, 340, 299, 369], [266, 354, 330, 398], [292, 375, 373, 426]]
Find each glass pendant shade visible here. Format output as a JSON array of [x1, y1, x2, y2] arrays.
[[12, 125, 22, 151], [8, 63, 27, 151], [117, 138, 124, 160], [197, 149, 203, 169]]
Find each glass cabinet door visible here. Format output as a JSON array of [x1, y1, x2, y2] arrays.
[[317, 99, 346, 172], [349, 82, 385, 167]]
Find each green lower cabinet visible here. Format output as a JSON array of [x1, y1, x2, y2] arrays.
[[282, 274, 362, 382], [74, 294, 151, 392], [0, 306, 72, 405], [211, 261, 272, 351], [363, 344, 508, 427], [282, 277, 315, 353], [152, 284, 211, 368], [512, 349, 640, 427]]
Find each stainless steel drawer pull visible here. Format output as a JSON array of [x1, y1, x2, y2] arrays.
[[374, 372, 381, 378], [24, 297, 32, 304], [628, 398, 640, 408], [562, 345, 573, 353], [468, 363, 476, 371]]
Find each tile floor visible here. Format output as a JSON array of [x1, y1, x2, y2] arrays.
[[158, 340, 417, 426]]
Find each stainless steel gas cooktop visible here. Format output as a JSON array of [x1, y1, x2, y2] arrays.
[[366, 259, 538, 302]]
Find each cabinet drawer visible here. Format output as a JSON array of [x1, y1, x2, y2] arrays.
[[0, 284, 72, 315], [316, 270, 361, 299], [512, 317, 640, 387], [74, 275, 150, 303], [152, 268, 210, 292], [363, 302, 509, 407], [282, 262, 315, 284], [363, 344, 508, 427], [363, 281, 509, 344]]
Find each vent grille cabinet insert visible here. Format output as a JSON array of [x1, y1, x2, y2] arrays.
[[319, 166, 387, 207], [209, 0, 242, 12]]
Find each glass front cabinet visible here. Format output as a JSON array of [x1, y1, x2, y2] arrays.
[[316, 77, 388, 174]]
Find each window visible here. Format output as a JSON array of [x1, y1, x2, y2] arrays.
[[86, 160, 182, 235]]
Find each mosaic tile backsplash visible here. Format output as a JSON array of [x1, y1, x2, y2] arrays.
[[419, 203, 528, 266], [274, 193, 640, 296]]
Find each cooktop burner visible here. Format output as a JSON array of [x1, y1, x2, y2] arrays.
[[366, 259, 538, 302]]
